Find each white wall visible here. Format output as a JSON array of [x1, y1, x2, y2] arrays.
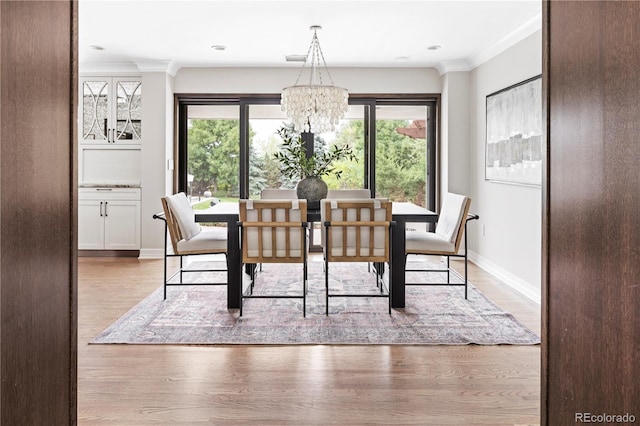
[[139, 72, 174, 258], [440, 72, 471, 198], [468, 30, 542, 302], [174, 67, 442, 94], [165, 73, 175, 196]]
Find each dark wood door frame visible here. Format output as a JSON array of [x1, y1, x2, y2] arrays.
[[542, 1, 640, 423], [0, 1, 77, 423]]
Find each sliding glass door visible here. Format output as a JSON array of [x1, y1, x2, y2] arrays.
[[374, 104, 432, 208], [183, 104, 240, 204], [176, 95, 437, 211]]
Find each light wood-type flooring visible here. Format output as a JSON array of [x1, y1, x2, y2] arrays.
[[78, 256, 541, 425]]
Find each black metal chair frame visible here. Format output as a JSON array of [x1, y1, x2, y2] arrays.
[[322, 200, 395, 316], [153, 212, 227, 300], [405, 213, 479, 299], [323, 222, 394, 315], [237, 201, 309, 317]]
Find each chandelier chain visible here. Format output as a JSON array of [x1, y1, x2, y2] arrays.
[[311, 32, 335, 86], [292, 29, 335, 88], [281, 26, 349, 133]]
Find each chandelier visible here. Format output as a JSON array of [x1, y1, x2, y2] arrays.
[[281, 25, 349, 133]]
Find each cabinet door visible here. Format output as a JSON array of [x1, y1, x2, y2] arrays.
[[78, 200, 105, 249], [113, 79, 142, 143], [79, 77, 142, 144], [103, 200, 141, 250], [80, 78, 110, 143]]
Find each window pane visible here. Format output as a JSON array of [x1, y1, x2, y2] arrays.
[[374, 105, 428, 207], [247, 105, 289, 198], [248, 105, 366, 197], [187, 105, 240, 202], [317, 105, 365, 190]]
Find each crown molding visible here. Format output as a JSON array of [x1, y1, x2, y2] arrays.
[[468, 12, 542, 70], [79, 62, 141, 74], [134, 59, 180, 76], [79, 60, 180, 76], [436, 59, 472, 76], [436, 12, 541, 77]]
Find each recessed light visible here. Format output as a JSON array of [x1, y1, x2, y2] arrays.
[[90, 45, 105, 51], [395, 56, 410, 61], [427, 45, 441, 51], [211, 45, 227, 51], [285, 54, 307, 62]]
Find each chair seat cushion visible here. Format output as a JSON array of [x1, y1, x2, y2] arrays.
[[177, 227, 227, 252], [406, 230, 455, 254]]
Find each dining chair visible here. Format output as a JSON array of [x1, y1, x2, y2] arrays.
[[404, 192, 479, 299], [259, 188, 300, 271], [320, 189, 372, 248], [260, 188, 298, 200], [325, 189, 371, 199], [154, 192, 228, 299], [239, 199, 308, 316], [321, 199, 394, 315]]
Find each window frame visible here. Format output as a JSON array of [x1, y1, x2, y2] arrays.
[[174, 93, 440, 211]]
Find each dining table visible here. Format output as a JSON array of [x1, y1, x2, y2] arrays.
[[195, 201, 437, 309]]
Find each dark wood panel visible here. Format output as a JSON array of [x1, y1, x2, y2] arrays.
[[540, 3, 549, 421], [0, 1, 76, 424], [544, 1, 640, 423]]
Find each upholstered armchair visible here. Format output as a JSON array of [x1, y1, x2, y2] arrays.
[[155, 192, 227, 299], [405, 192, 478, 299]]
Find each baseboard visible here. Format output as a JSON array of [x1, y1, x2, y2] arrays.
[[468, 250, 541, 305], [78, 250, 139, 258], [138, 248, 165, 259]]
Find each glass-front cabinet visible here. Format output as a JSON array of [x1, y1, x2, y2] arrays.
[[80, 77, 142, 144]]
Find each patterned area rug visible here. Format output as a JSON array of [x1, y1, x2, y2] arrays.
[[91, 261, 540, 345]]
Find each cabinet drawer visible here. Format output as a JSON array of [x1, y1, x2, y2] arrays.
[[79, 187, 141, 200]]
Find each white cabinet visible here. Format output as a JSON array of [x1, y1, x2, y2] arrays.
[[78, 187, 141, 250], [80, 76, 142, 144]]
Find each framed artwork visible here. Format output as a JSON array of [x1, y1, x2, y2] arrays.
[[485, 75, 542, 186]]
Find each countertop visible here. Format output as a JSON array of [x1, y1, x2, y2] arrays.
[[79, 183, 141, 188]]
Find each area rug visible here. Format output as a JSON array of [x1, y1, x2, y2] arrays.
[[91, 261, 540, 345]]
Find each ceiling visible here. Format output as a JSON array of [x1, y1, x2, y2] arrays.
[[79, 0, 541, 74]]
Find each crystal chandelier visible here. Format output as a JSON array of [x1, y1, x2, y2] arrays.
[[281, 25, 349, 133]]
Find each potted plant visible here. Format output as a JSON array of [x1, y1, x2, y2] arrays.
[[273, 126, 355, 208]]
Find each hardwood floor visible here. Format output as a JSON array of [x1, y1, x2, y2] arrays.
[[78, 256, 540, 425]]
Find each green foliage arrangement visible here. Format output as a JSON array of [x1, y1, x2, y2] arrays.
[[273, 126, 356, 180]]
